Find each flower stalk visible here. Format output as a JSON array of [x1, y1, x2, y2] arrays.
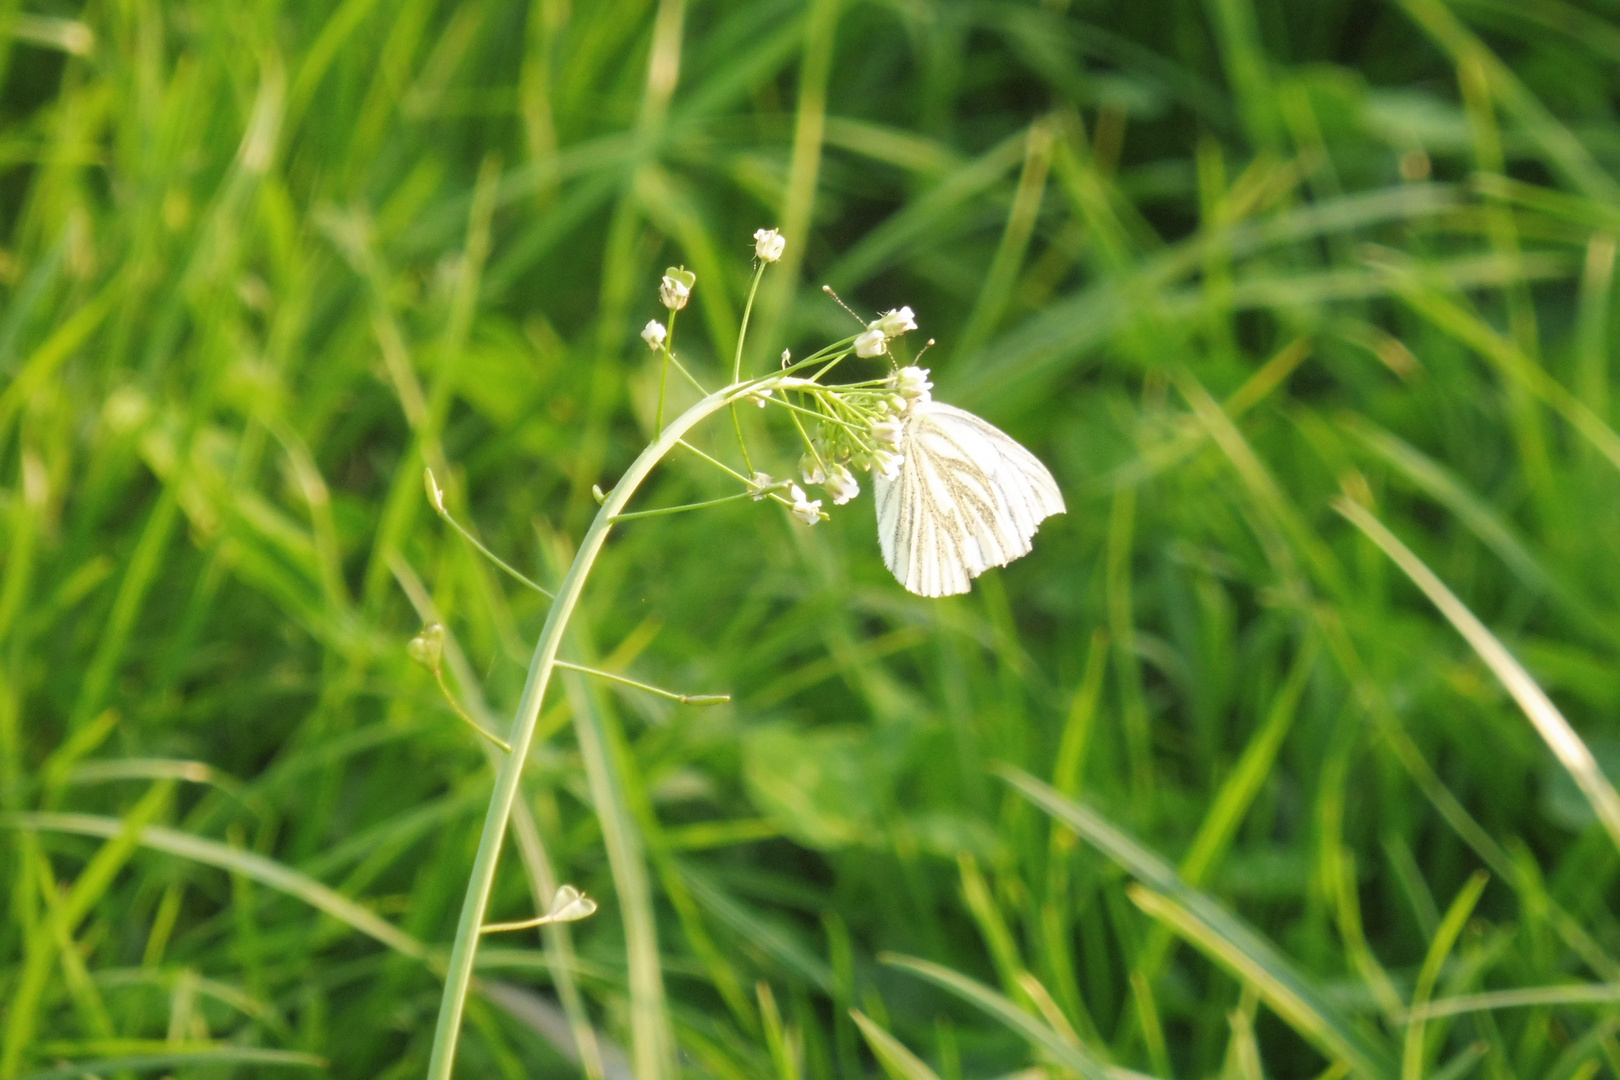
[[423, 381, 760, 1080], [424, 229, 958, 1077]]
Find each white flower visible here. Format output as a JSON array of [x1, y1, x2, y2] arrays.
[[871, 306, 917, 338], [749, 472, 775, 500], [824, 463, 860, 505], [871, 416, 903, 449], [754, 228, 786, 263], [641, 320, 667, 350], [871, 448, 904, 480], [889, 365, 932, 407], [745, 386, 773, 408], [789, 484, 822, 525], [854, 328, 887, 358], [781, 349, 792, 368], [800, 454, 826, 486], [659, 274, 691, 311], [854, 306, 918, 358]]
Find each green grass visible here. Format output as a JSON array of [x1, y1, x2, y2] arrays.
[[5, 0, 1620, 1077]]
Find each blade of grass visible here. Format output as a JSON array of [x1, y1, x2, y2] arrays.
[[13, 1048, 326, 1080], [754, 0, 839, 356], [849, 1010, 944, 1080], [1402, 872, 1489, 1080], [1001, 768, 1397, 1079], [1405, 983, 1620, 1023], [1334, 498, 1620, 854], [1128, 887, 1391, 1080], [879, 954, 1130, 1080], [1396, 0, 1620, 202], [1379, 263, 1620, 474], [1, 780, 174, 1078], [1135, 635, 1318, 983], [952, 115, 1055, 363], [0, 811, 428, 962]]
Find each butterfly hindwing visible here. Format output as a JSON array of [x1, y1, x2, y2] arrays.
[[873, 401, 1064, 597]]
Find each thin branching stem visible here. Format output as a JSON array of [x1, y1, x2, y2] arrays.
[[610, 491, 754, 521], [677, 439, 753, 484], [428, 483, 555, 598], [553, 660, 728, 704], [668, 350, 707, 395], [431, 667, 513, 751]]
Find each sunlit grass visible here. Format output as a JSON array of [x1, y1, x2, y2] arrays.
[[3, 1, 1620, 1078]]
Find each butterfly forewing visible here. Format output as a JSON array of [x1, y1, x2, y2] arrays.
[[874, 401, 1064, 597]]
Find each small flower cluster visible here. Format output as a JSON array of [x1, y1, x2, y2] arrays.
[[782, 362, 934, 520], [634, 232, 940, 530]]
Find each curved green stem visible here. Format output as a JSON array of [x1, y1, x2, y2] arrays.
[[424, 382, 751, 1080]]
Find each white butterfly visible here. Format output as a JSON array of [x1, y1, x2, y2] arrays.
[[873, 401, 1065, 597]]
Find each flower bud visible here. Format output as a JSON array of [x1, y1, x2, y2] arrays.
[[824, 463, 860, 505], [423, 467, 446, 512], [788, 484, 822, 525], [889, 365, 933, 408], [871, 306, 917, 338], [659, 266, 696, 311], [871, 448, 904, 480], [545, 885, 598, 923], [800, 454, 826, 486], [753, 228, 785, 263], [407, 623, 445, 673], [854, 328, 887, 358], [871, 416, 903, 450], [641, 320, 667, 350]]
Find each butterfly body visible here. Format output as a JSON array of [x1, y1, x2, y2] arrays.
[[873, 401, 1065, 597]]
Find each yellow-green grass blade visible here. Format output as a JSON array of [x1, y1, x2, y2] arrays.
[[14, 1047, 324, 1080], [1001, 768, 1397, 1080], [1402, 871, 1489, 1080], [850, 1010, 944, 1080], [879, 953, 1132, 1080], [1336, 498, 1620, 854], [0, 812, 429, 962]]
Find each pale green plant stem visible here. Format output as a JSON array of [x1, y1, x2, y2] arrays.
[[431, 666, 513, 751], [656, 307, 679, 431], [611, 491, 755, 521], [769, 393, 865, 433], [668, 350, 707, 395], [552, 659, 728, 705], [427, 490, 554, 598], [677, 439, 752, 483], [729, 262, 766, 470], [791, 410, 827, 473], [424, 381, 754, 1080], [734, 263, 765, 382]]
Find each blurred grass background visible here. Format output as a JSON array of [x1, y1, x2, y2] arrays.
[[5, 0, 1620, 1077]]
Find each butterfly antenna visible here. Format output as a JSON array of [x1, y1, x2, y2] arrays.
[[822, 284, 867, 327], [914, 338, 937, 362]]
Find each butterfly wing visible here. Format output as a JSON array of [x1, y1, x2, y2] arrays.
[[874, 402, 1065, 597]]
